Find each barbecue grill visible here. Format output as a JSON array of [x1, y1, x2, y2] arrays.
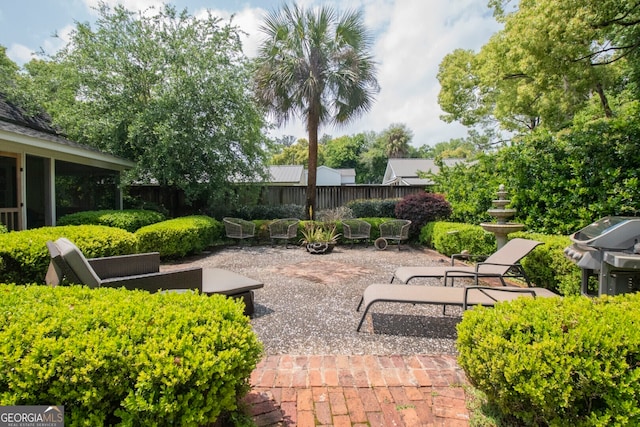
[[565, 216, 640, 296]]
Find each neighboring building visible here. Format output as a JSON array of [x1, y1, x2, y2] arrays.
[[314, 165, 356, 186], [267, 165, 306, 185], [335, 168, 356, 185], [265, 165, 356, 186], [382, 158, 465, 186], [0, 95, 134, 231]]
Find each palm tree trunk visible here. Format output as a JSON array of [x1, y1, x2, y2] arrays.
[[306, 111, 319, 220]]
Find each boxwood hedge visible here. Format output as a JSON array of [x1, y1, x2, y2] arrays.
[[135, 216, 222, 258], [457, 293, 640, 426], [0, 284, 262, 426], [420, 221, 497, 256], [57, 209, 166, 232], [0, 225, 137, 284]]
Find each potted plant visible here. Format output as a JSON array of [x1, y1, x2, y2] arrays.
[[300, 222, 341, 254]]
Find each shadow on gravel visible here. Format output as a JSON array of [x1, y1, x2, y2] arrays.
[[370, 313, 460, 338]]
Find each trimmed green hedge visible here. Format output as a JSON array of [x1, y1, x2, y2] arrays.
[[346, 198, 400, 218], [0, 226, 137, 284], [136, 216, 222, 258], [510, 231, 582, 295], [420, 221, 496, 256], [457, 293, 640, 426], [0, 284, 262, 426], [57, 209, 166, 232]]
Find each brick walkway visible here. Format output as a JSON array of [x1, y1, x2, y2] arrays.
[[243, 354, 470, 426]]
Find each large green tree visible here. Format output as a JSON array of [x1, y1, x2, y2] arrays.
[[439, 0, 639, 136], [323, 134, 365, 169], [20, 4, 268, 205], [254, 3, 379, 219]]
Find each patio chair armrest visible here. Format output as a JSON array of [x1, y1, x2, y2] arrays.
[[444, 269, 502, 286], [463, 286, 538, 310], [475, 261, 524, 273], [286, 221, 299, 236], [100, 267, 203, 293], [450, 253, 488, 265], [88, 252, 161, 279]]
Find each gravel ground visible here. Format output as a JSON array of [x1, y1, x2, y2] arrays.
[[165, 244, 467, 355]]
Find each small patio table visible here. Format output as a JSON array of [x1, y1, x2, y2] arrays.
[[202, 268, 264, 316]]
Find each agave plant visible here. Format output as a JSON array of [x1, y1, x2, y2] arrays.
[[300, 222, 341, 245]]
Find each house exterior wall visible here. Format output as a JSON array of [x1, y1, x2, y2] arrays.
[[316, 166, 342, 186], [0, 133, 133, 230]]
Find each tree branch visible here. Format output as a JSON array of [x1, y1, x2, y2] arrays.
[[573, 42, 640, 65], [591, 2, 640, 28]]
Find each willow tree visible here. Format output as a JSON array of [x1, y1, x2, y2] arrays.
[[254, 3, 379, 219]]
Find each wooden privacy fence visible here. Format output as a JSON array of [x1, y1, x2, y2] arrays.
[[128, 184, 426, 217], [259, 185, 424, 210]]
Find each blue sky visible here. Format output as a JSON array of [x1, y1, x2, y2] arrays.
[[0, 0, 501, 147]]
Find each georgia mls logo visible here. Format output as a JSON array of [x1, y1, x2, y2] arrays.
[[0, 405, 64, 427]]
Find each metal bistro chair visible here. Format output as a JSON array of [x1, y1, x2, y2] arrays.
[[341, 219, 371, 248], [268, 218, 299, 248], [379, 219, 411, 251], [223, 217, 256, 245]]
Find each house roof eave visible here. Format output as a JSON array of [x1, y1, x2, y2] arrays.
[[0, 124, 135, 170]]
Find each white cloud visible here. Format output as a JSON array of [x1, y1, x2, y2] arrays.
[[4, 0, 500, 147], [6, 44, 37, 64], [262, 0, 501, 146], [349, 0, 501, 146]]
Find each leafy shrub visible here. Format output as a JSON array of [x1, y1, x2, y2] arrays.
[[365, 217, 393, 241], [0, 224, 7, 234], [346, 198, 400, 218], [57, 209, 166, 232], [510, 231, 581, 295], [317, 206, 354, 221], [457, 293, 640, 426], [136, 216, 221, 258], [0, 226, 137, 284], [233, 204, 304, 220], [421, 222, 496, 256], [395, 192, 452, 236], [0, 284, 262, 426]]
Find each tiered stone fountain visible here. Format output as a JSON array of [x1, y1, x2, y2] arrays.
[[480, 185, 524, 249]]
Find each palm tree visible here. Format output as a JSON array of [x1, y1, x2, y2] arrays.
[[383, 123, 413, 158], [254, 3, 379, 219]]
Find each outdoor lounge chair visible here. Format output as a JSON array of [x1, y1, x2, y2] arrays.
[[356, 284, 559, 331], [341, 219, 371, 247], [45, 238, 263, 315], [391, 238, 543, 286], [45, 238, 202, 293], [268, 218, 299, 248], [223, 217, 256, 243]]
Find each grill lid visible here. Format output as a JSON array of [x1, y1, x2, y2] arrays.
[[570, 216, 640, 250]]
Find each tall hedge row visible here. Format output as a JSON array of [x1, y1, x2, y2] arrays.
[[0, 225, 137, 284], [57, 209, 166, 232]]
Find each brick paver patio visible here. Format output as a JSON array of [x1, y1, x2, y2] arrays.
[[244, 354, 470, 426]]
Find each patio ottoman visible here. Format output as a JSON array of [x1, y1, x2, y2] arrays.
[[202, 268, 264, 316]]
